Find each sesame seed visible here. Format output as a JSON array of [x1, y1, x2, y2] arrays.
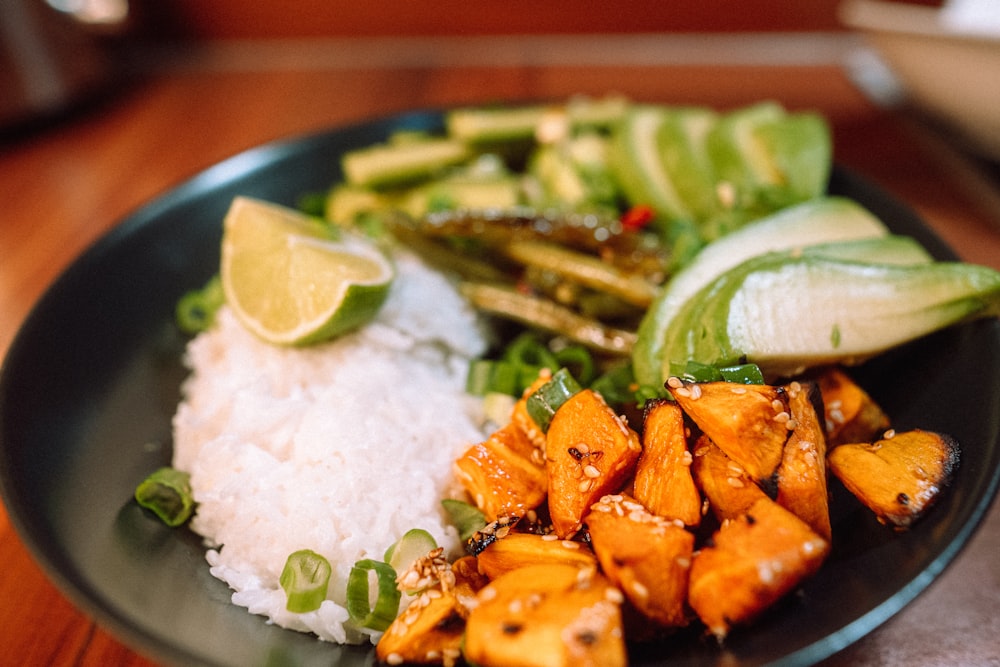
[[730, 386, 747, 394], [605, 587, 625, 604], [681, 451, 693, 466], [578, 479, 593, 493], [674, 386, 691, 398], [726, 476, 745, 488], [772, 399, 784, 412], [773, 411, 790, 423], [583, 465, 601, 478], [689, 384, 702, 399], [575, 442, 590, 454], [386, 653, 404, 665], [884, 429, 896, 439], [667, 376, 684, 389], [630, 581, 650, 600], [561, 540, 580, 549], [542, 533, 559, 541]]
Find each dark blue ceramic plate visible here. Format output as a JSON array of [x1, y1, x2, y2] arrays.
[[2, 111, 999, 667]]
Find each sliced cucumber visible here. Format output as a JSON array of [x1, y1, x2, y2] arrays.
[[341, 138, 471, 189], [667, 253, 1000, 379], [632, 196, 889, 387]]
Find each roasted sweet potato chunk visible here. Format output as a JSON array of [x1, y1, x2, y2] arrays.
[[633, 399, 702, 527], [670, 379, 789, 482], [690, 434, 768, 522], [545, 389, 643, 538], [464, 563, 627, 667], [454, 420, 547, 522], [814, 366, 890, 446], [687, 497, 830, 640], [827, 429, 959, 528], [475, 532, 598, 580], [586, 494, 694, 628], [376, 556, 486, 666], [776, 382, 831, 541]]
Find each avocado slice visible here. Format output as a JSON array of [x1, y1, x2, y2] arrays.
[[631, 196, 889, 387], [663, 252, 1000, 380]]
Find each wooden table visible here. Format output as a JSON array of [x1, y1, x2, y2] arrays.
[[2, 35, 1000, 667]]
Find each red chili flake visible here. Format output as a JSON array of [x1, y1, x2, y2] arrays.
[[620, 205, 655, 231]]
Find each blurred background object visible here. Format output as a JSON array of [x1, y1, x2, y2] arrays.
[[841, 0, 1000, 160], [0, 0, 131, 132]]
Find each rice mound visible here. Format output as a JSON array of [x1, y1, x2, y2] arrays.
[[172, 250, 489, 644]]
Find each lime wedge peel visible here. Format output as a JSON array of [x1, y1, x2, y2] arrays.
[[221, 196, 395, 346]]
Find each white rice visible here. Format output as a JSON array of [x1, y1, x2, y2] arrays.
[[171, 250, 489, 644]]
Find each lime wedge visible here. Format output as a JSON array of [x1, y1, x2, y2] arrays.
[[221, 196, 394, 345]]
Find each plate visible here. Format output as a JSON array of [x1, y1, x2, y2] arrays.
[[2, 111, 999, 667]]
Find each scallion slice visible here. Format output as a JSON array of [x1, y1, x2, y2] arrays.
[[346, 559, 401, 631], [134, 467, 195, 527], [280, 549, 332, 613], [175, 275, 225, 335], [442, 498, 487, 543], [525, 367, 582, 432]]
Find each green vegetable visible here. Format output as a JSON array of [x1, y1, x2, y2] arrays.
[[663, 252, 1000, 379], [341, 137, 470, 189], [384, 528, 438, 578], [134, 467, 195, 527], [279, 549, 332, 613], [460, 282, 637, 355], [609, 105, 694, 225], [631, 196, 890, 388], [526, 367, 583, 432], [674, 360, 765, 385], [466, 358, 521, 397], [442, 499, 488, 543], [503, 239, 659, 308], [346, 559, 401, 631], [175, 275, 225, 335]]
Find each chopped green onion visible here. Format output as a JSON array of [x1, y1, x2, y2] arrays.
[[384, 528, 438, 574], [526, 367, 582, 432], [554, 344, 595, 386], [589, 361, 646, 408], [442, 498, 488, 543], [175, 275, 225, 335], [502, 332, 560, 392], [346, 559, 401, 631], [134, 467, 195, 527], [466, 359, 519, 397], [280, 549, 332, 613], [719, 363, 765, 385], [680, 360, 724, 383]]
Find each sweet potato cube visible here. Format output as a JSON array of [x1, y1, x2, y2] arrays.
[[545, 389, 643, 538], [586, 494, 694, 628], [464, 563, 626, 667], [687, 497, 829, 640], [815, 367, 890, 446], [455, 420, 547, 522], [671, 379, 789, 482], [633, 399, 702, 527], [776, 382, 831, 541], [827, 429, 959, 528], [690, 434, 768, 522], [376, 556, 486, 665], [475, 532, 598, 580]]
